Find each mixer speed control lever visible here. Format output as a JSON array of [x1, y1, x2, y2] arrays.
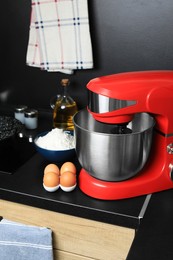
[[167, 143, 173, 154], [167, 145, 173, 181]]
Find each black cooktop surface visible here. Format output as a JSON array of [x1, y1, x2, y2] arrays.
[[0, 135, 36, 174], [0, 106, 51, 175]]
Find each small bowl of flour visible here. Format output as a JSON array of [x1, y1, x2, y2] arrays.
[[34, 128, 76, 162]]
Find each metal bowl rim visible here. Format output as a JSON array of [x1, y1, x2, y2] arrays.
[[73, 110, 155, 136]]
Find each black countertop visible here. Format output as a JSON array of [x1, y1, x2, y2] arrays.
[[1, 107, 173, 259], [0, 150, 149, 229], [127, 189, 173, 260]]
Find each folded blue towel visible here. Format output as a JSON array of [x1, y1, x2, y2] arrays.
[[0, 218, 53, 260]]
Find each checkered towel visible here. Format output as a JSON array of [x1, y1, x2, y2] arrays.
[[0, 219, 53, 260], [26, 0, 93, 74]]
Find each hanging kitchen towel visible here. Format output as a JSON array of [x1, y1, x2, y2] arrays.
[[26, 0, 93, 74], [0, 218, 53, 260]]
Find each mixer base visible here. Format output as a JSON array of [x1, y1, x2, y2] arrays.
[[78, 168, 173, 200]]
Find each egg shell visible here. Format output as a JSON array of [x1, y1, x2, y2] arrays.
[[60, 171, 76, 187], [60, 184, 77, 192], [43, 171, 60, 187], [60, 162, 76, 175], [44, 164, 60, 175], [43, 183, 60, 192]]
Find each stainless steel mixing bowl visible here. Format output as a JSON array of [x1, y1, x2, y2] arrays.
[[73, 109, 155, 181]]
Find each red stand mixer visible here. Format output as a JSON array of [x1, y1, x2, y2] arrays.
[[73, 70, 173, 200]]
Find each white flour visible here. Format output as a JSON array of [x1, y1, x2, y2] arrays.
[[36, 128, 75, 150]]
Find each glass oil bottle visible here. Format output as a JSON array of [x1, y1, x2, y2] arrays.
[[50, 79, 78, 131]]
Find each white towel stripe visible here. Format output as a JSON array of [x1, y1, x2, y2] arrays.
[[0, 241, 52, 250]]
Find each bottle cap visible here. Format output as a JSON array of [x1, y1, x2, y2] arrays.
[[24, 109, 38, 118], [61, 79, 69, 86], [15, 105, 28, 113]]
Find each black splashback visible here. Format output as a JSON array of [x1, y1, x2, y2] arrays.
[[1, 0, 173, 110]]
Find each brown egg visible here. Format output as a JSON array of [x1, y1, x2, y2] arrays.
[[44, 164, 60, 176], [60, 171, 76, 187], [60, 162, 76, 175], [43, 171, 60, 187]]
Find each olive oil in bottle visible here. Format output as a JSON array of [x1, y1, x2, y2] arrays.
[[51, 79, 78, 131]]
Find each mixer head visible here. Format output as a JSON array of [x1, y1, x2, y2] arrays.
[[87, 70, 173, 135]]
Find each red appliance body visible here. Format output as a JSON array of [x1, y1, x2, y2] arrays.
[[78, 71, 173, 200]]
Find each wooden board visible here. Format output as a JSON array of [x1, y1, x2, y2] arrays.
[[0, 199, 135, 260]]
